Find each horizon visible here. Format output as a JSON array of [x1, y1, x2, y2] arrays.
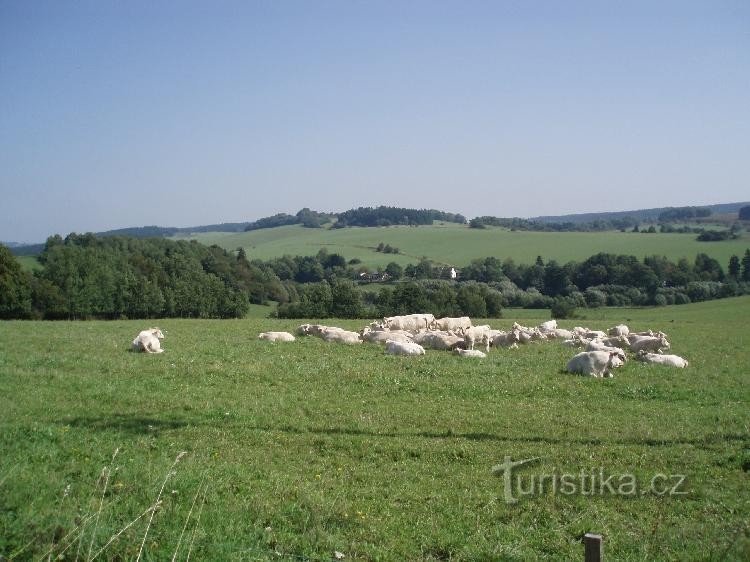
[[2, 1, 748, 242]]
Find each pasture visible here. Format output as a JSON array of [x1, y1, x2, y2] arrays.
[[171, 223, 750, 268], [1, 298, 749, 560], [15, 255, 42, 272]]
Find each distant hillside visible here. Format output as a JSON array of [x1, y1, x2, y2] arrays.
[[97, 222, 251, 238], [8, 222, 252, 255], [9, 243, 45, 256], [531, 202, 750, 224], [8, 201, 748, 256]]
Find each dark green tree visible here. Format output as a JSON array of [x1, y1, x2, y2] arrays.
[[330, 279, 363, 318], [390, 282, 429, 314], [428, 283, 459, 317], [295, 256, 325, 283], [0, 244, 33, 318], [456, 284, 487, 317], [543, 260, 569, 297], [728, 255, 741, 279], [385, 262, 403, 280], [551, 296, 577, 319], [299, 281, 333, 318], [742, 249, 750, 282], [694, 253, 724, 281], [413, 258, 433, 280]]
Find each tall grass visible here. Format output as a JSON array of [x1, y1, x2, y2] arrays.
[[25, 450, 202, 562]]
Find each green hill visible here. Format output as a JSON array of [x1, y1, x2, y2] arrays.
[[171, 222, 749, 268]]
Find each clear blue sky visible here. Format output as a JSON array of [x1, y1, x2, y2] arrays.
[[1, 0, 748, 242]]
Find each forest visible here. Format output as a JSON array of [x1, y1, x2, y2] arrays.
[[2, 234, 749, 320]]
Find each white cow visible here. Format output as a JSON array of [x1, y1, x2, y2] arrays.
[[360, 328, 413, 344], [412, 331, 465, 350], [297, 324, 347, 338], [321, 328, 362, 345], [607, 324, 630, 337], [385, 340, 426, 356], [585, 340, 627, 361], [381, 314, 435, 333], [454, 348, 487, 358], [132, 328, 165, 353], [600, 335, 630, 348], [629, 335, 671, 354], [566, 351, 624, 378], [573, 327, 608, 340], [548, 328, 574, 340], [462, 325, 492, 352], [538, 320, 557, 333], [491, 330, 521, 349], [258, 331, 295, 342], [431, 316, 473, 332], [636, 351, 688, 368]]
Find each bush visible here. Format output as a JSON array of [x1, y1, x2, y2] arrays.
[[551, 297, 577, 319], [524, 288, 554, 309], [584, 288, 607, 308], [674, 292, 691, 305]]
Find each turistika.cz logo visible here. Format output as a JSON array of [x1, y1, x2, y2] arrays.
[[491, 456, 688, 504]]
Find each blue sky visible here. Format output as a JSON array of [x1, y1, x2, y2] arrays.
[[1, 0, 748, 242]]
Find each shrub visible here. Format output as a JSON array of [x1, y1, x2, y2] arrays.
[[551, 297, 577, 319], [584, 288, 607, 308]]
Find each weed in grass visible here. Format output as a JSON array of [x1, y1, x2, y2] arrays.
[[21, 449, 204, 562]]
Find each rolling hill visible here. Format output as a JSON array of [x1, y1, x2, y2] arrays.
[[171, 222, 749, 268], [531, 201, 749, 224], [9, 202, 749, 267]]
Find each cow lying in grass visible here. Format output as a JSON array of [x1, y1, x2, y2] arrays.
[[258, 331, 296, 342], [635, 351, 689, 368], [385, 340, 425, 356], [566, 351, 624, 378], [132, 328, 165, 353]]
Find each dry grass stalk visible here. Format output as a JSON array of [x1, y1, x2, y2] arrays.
[[135, 451, 187, 562], [171, 474, 207, 562]]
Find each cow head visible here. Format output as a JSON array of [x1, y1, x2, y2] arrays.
[[608, 351, 625, 368]]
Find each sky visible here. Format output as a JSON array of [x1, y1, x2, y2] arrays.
[[1, 1, 748, 242]]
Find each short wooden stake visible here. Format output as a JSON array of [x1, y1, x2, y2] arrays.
[[584, 533, 603, 562]]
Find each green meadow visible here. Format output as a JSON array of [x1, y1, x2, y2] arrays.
[[15, 255, 43, 272], [172, 223, 750, 268], [1, 297, 749, 560]]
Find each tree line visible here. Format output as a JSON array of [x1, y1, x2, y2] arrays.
[[333, 206, 466, 228], [274, 250, 750, 318], [2, 235, 749, 320], [0, 235, 284, 319]]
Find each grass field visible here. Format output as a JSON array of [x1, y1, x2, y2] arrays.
[[1, 298, 749, 560], [15, 255, 43, 272], [171, 223, 750, 268]]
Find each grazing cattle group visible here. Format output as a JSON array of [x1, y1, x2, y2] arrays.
[[131, 314, 689, 377], [276, 315, 687, 376]]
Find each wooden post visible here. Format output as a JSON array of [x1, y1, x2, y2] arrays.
[[584, 533, 603, 562]]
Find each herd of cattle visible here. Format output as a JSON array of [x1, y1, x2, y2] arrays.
[[249, 313, 690, 378], [130, 315, 687, 377]]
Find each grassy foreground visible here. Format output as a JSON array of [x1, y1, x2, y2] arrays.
[[171, 223, 750, 268], [1, 298, 749, 560]]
